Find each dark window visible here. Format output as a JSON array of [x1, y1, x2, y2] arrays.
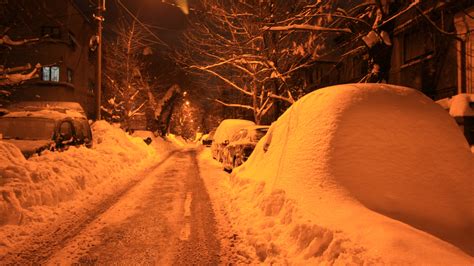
[[403, 27, 434, 63], [67, 68, 73, 83], [42, 66, 60, 82], [88, 80, 95, 95], [41, 26, 61, 39]]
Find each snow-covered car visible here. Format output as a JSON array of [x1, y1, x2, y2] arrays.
[[233, 83, 474, 259], [211, 119, 255, 162], [201, 129, 216, 146], [222, 125, 269, 172], [0, 101, 93, 158]]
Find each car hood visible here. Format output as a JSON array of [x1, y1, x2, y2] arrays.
[[1, 139, 54, 157]]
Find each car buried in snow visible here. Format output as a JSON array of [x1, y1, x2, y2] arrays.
[[222, 125, 269, 172], [0, 101, 93, 158], [211, 119, 255, 162], [201, 128, 216, 147]]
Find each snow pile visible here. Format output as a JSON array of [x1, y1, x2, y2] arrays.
[[449, 94, 474, 117], [166, 133, 188, 147], [436, 93, 474, 117], [0, 121, 161, 226], [227, 84, 473, 264], [131, 130, 174, 154]]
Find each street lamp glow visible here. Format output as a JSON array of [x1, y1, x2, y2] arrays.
[[185, 101, 190, 105]]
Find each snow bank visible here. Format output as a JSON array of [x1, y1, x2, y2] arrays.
[[441, 94, 474, 117], [166, 133, 188, 147], [229, 84, 473, 264], [0, 121, 165, 226]]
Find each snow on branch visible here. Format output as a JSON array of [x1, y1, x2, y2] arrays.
[[0, 63, 41, 86], [214, 99, 254, 111], [0, 35, 40, 46], [262, 24, 353, 34], [128, 100, 148, 118], [377, 0, 420, 29], [269, 92, 295, 104]]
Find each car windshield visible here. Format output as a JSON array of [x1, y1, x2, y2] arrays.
[[0, 117, 56, 140]]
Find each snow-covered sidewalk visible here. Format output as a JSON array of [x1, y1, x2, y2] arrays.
[[0, 121, 175, 254]]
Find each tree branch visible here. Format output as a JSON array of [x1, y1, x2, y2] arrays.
[[214, 99, 254, 110], [262, 24, 353, 33]]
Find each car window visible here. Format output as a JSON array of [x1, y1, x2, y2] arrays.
[[72, 119, 91, 141], [249, 127, 269, 142], [59, 121, 73, 139], [81, 120, 92, 140], [0, 117, 56, 140], [230, 132, 240, 142], [73, 120, 84, 139], [231, 129, 247, 142]]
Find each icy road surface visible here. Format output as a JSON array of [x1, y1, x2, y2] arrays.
[[1, 149, 235, 265]]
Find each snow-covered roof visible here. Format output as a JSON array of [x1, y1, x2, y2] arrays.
[[233, 83, 473, 263]]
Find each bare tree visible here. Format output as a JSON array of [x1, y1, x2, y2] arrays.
[[172, 0, 307, 124], [102, 17, 161, 129], [0, 27, 42, 91], [172, 0, 391, 123]]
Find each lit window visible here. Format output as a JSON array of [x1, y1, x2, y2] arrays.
[[42, 67, 50, 81], [51, 66, 60, 82], [42, 66, 60, 82]]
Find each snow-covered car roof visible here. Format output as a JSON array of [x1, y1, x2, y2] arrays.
[[2, 109, 85, 120], [3, 101, 87, 120], [213, 119, 255, 143], [7, 101, 85, 112]]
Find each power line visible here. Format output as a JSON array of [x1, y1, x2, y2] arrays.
[[115, 0, 170, 48]]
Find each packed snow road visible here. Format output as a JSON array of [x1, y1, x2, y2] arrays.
[[0, 149, 227, 265]]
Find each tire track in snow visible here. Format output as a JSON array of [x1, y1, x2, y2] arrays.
[[173, 150, 221, 265]]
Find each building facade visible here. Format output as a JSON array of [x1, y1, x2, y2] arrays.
[[389, 0, 473, 100], [0, 0, 97, 118], [308, 1, 473, 101]]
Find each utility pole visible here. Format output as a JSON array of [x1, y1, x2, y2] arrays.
[[95, 0, 105, 120]]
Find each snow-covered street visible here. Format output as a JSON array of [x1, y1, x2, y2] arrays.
[[0, 117, 473, 264], [1, 146, 244, 264], [2, 0, 474, 264]]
